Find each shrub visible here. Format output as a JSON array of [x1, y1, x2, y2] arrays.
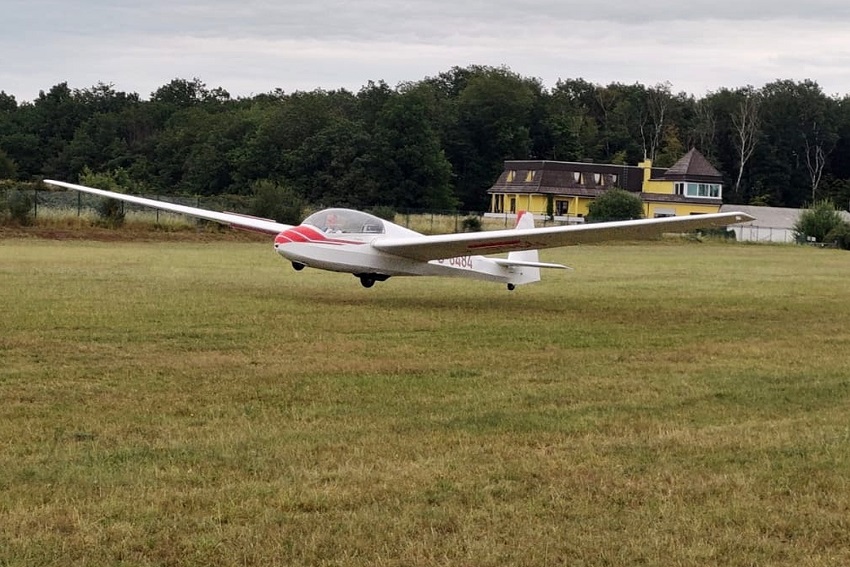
[[249, 180, 305, 225], [369, 206, 397, 222], [586, 188, 644, 222], [5, 190, 34, 225], [825, 221, 850, 250], [793, 200, 843, 243], [697, 227, 736, 240], [95, 197, 125, 227], [78, 167, 131, 228], [461, 215, 482, 232]]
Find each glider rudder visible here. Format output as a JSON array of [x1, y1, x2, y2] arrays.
[[507, 211, 541, 285]]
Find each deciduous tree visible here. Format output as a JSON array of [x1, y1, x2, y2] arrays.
[[586, 188, 644, 222]]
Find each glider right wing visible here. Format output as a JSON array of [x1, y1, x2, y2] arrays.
[[372, 211, 755, 262]]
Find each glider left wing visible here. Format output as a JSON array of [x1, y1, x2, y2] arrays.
[[44, 180, 292, 235], [372, 211, 754, 262]]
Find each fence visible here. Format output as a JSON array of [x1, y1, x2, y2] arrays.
[[2, 188, 804, 242], [1, 187, 499, 234], [731, 225, 797, 243], [14, 188, 253, 218]]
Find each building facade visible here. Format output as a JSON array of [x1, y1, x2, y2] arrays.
[[486, 149, 724, 222]]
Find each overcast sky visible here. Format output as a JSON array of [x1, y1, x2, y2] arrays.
[[4, 0, 850, 102]]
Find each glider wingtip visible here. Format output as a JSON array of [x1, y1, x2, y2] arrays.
[[733, 212, 756, 223]]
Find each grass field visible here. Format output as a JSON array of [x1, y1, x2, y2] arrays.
[[1, 236, 849, 566]]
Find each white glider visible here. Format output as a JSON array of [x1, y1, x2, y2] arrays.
[[44, 180, 754, 290]]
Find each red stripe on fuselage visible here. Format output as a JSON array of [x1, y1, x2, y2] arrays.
[[275, 225, 363, 246]]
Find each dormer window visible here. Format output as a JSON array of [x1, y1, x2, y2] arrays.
[[506, 170, 516, 182], [681, 182, 722, 198], [525, 170, 536, 182]]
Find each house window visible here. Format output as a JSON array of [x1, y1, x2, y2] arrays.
[[509, 197, 516, 214], [525, 170, 536, 182], [506, 170, 516, 182], [572, 172, 581, 183], [556, 200, 569, 216], [684, 183, 722, 198], [593, 173, 602, 185]]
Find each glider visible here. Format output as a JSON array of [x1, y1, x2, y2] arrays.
[[44, 180, 754, 290]]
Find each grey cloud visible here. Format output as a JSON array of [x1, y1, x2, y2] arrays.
[[22, 0, 850, 41], [3, 0, 850, 102]]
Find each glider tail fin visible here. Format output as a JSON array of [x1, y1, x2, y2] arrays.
[[507, 211, 541, 285]]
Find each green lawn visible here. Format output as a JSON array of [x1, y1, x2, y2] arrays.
[[1, 238, 849, 566]]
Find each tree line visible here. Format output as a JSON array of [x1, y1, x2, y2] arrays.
[[2, 66, 850, 215]]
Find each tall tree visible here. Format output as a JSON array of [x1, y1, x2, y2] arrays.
[[445, 66, 539, 209], [691, 98, 717, 159], [0, 148, 16, 178], [642, 82, 672, 162], [757, 80, 837, 207], [371, 83, 455, 211], [0, 91, 17, 113], [150, 78, 226, 107], [730, 86, 761, 199]]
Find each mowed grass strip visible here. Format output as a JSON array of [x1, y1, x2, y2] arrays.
[[1, 238, 849, 566]]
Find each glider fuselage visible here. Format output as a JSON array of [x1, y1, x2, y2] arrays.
[[272, 210, 511, 283]]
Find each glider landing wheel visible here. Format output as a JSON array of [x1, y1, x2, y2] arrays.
[[291, 262, 306, 271], [360, 276, 375, 288], [507, 283, 516, 291]]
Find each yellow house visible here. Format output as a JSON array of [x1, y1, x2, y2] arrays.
[[486, 149, 723, 222]]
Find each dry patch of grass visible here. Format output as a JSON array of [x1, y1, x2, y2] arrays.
[[1, 239, 849, 566]]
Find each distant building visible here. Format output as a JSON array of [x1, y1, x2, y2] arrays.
[[486, 148, 723, 222], [720, 204, 850, 243]]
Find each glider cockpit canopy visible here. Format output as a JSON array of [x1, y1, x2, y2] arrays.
[[302, 208, 386, 235]]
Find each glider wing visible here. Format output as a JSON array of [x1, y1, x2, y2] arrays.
[[44, 180, 292, 235], [372, 212, 755, 262]]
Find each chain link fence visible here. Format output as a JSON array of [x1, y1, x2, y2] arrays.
[[1, 186, 497, 234], [2, 187, 793, 240], [730, 225, 797, 243]]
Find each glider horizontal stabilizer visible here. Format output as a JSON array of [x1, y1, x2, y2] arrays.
[[490, 258, 571, 270]]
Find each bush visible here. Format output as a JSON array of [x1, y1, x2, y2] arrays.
[[5, 190, 34, 225], [697, 227, 736, 240], [794, 200, 843, 243], [369, 206, 397, 221], [461, 215, 482, 232], [96, 197, 125, 227], [586, 188, 644, 222], [79, 167, 130, 228], [825, 221, 850, 250], [249, 180, 305, 225]]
